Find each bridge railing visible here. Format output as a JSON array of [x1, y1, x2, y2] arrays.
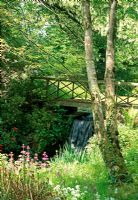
[[115, 82, 138, 105], [31, 76, 138, 106]]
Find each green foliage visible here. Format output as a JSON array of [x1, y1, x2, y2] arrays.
[[0, 128, 19, 152], [118, 124, 138, 182], [28, 108, 72, 153], [121, 108, 138, 128], [1, 0, 137, 82], [0, 105, 71, 154], [0, 74, 73, 154]]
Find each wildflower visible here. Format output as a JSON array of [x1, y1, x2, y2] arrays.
[[26, 151, 30, 156], [26, 145, 30, 150], [13, 127, 18, 132], [95, 192, 101, 200], [9, 152, 14, 164], [26, 157, 30, 162], [41, 162, 47, 167], [71, 189, 80, 198], [75, 185, 80, 190], [25, 146, 30, 162], [22, 144, 25, 149], [71, 198, 77, 200], [21, 144, 26, 154], [54, 185, 61, 191], [21, 150, 26, 154], [34, 153, 38, 161], [42, 152, 49, 161]]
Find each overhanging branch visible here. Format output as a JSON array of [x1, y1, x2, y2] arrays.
[[38, 0, 82, 26]]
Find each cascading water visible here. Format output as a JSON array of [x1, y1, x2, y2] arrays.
[[69, 114, 94, 150]]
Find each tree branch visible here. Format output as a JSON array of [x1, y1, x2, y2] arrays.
[[38, 0, 82, 26]]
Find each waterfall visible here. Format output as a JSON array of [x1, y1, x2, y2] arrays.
[[69, 114, 94, 150]]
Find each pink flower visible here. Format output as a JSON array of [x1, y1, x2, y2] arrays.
[[41, 163, 47, 167], [21, 150, 26, 154], [26, 146, 30, 150], [26, 157, 30, 162], [42, 152, 49, 161], [26, 151, 30, 156], [22, 144, 26, 149], [34, 153, 38, 161], [9, 152, 14, 158], [42, 156, 48, 161]]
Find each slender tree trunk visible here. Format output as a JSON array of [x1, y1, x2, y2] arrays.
[[104, 0, 130, 182], [82, 0, 106, 144], [82, 0, 130, 183]]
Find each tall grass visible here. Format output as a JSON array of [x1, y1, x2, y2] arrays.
[[52, 143, 90, 163]]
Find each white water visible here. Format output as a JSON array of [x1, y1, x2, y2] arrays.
[[69, 114, 94, 150]]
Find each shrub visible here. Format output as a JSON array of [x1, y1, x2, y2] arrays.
[[0, 77, 72, 154]]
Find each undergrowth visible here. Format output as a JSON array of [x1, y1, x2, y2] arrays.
[[0, 124, 138, 200]]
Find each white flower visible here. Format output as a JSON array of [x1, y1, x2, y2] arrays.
[[48, 180, 53, 186], [54, 198, 61, 200], [95, 192, 101, 200], [75, 185, 80, 190], [62, 188, 68, 195], [54, 185, 61, 191], [71, 198, 77, 200]]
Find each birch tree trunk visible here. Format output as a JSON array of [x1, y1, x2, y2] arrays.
[[82, 0, 130, 183], [82, 0, 105, 142], [104, 0, 130, 182]]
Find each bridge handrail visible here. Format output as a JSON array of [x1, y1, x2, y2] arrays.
[[31, 76, 138, 87]]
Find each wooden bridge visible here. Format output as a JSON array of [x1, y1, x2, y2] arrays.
[[31, 76, 138, 110]]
